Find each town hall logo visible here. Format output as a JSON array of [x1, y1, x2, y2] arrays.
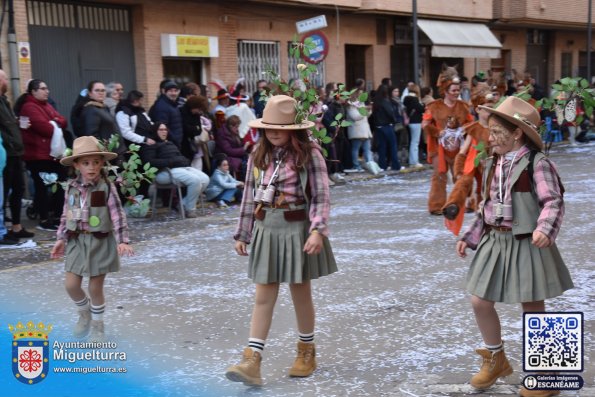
[[8, 321, 52, 385]]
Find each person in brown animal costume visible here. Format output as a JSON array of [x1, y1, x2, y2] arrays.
[[422, 64, 473, 215], [443, 88, 497, 235]]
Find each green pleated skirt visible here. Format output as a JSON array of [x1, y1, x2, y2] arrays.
[[466, 229, 573, 303], [65, 233, 120, 277], [249, 206, 337, 284]]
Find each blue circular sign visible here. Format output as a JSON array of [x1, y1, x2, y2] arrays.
[[301, 31, 329, 64]]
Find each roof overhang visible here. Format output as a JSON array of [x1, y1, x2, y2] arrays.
[[417, 19, 502, 59]]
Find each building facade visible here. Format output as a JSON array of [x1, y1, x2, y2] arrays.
[[0, 0, 593, 115]]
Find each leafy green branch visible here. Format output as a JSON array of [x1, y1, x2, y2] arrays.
[[104, 134, 158, 199], [536, 77, 595, 131], [265, 34, 369, 155]]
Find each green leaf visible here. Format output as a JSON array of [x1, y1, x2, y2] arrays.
[[581, 78, 590, 88], [358, 107, 368, 116], [293, 90, 302, 99], [321, 136, 333, 144], [340, 120, 352, 127], [143, 162, 150, 171], [303, 47, 310, 57], [358, 92, 368, 102], [51, 184, 57, 193], [560, 77, 572, 86], [334, 113, 343, 121], [308, 114, 318, 121]]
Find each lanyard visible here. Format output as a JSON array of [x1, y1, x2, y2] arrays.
[[261, 154, 284, 187], [497, 148, 521, 203]]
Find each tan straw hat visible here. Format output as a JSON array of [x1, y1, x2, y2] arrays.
[[478, 96, 543, 150], [248, 95, 315, 130], [60, 136, 117, 166]]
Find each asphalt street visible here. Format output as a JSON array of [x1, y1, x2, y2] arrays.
[[0, 141, 593, 397]]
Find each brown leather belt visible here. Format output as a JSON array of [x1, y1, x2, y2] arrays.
[[264, 199, 306, 209], [487, 225, 512, 232], [67, 230, 110, 239]]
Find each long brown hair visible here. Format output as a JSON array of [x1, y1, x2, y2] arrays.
[[252, 130, 313, 170]]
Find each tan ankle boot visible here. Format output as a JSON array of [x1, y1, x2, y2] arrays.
[[470, 348, 513, 389], [73, 310, 91, 338], [225, 347, 262, 386], [288, 341, 316, 377], [519, 386, 560, 396], [88, 320, 105, 342]]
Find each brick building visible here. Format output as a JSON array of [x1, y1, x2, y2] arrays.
[[0, 0, 593, 115]]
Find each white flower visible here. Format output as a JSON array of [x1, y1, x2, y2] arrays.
[[297, 63, 307, 71], [39, 172, 58, 185]]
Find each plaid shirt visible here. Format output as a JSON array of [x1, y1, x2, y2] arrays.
[[57, 177, 130, 244], [462, 146, 564, 248], [234, 146, 330, 243]]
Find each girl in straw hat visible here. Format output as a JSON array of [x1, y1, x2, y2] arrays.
[[456, 96, 573, 397], [51, 136, 134, 342], [226, 95, 337, 386]]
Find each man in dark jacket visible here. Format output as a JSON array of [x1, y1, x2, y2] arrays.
[[0, 69, 34, 238], [149, 81, 183, 149], [140, 123, 209, 218]]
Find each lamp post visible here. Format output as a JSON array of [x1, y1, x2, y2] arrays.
[[588, 0, 592, 84], [412, 0, 419, 86]]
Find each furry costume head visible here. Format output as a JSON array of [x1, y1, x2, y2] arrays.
[[471, 82, 497, 109], [436, 63, 460, 97]]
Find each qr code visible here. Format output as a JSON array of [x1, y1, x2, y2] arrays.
[[523, 312, 583, 371]]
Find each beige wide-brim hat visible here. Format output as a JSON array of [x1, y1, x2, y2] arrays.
[[478, 96, 543, 150], [248, 95, 315, 130], [60, 136, 117, 166]]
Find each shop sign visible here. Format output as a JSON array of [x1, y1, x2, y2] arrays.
[[161, 34, 219, 58], [301, 31, 329, 64]]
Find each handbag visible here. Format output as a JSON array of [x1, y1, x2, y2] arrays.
[[197, 126, 209, 143], [49, 120, 67, 158], [393, 122, 405, 133], [403, 111, 410, 127]]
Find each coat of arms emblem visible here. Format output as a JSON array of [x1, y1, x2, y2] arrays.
[[8, 321, 52, 385]]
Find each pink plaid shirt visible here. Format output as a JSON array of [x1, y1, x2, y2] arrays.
[[462, 146, 564, 248], [234, 145, 330, 243]]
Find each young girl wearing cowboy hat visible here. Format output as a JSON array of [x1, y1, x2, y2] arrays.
[[226, 95, 337, 386], [456, 96, 573, 397], [51, 136, 134, 342]]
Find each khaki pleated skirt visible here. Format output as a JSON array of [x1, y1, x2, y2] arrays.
[[466, 229, 573, 303], [65, 233, 120, 277], [249, 206, 337, 284]]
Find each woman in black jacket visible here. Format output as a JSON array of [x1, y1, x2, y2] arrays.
[[77, 81, 126, 164], [372, 84, 400, 171], [140, 123, 209, 218], [402, 83, 425, 167]]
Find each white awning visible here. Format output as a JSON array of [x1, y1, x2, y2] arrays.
[[417, 19, 502, 59]]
